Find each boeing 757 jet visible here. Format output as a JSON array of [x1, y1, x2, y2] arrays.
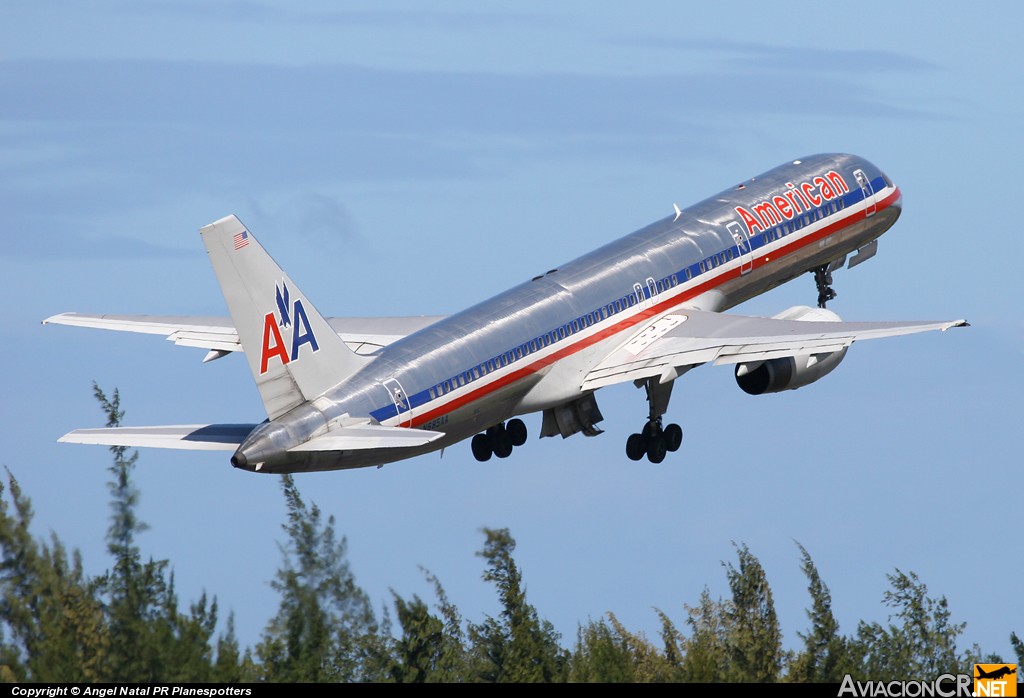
[[45, 154, 967, 473]]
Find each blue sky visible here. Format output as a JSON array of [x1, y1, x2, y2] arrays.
[[3, 1, 1021, 663]]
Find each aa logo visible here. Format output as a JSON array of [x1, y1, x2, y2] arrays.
[[259, 281, 320, 375], [974, 664, 1017, 697]]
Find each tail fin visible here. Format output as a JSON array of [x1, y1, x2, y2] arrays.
[[200, 215, 370, 419]]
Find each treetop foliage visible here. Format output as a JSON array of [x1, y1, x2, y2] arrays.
[[0, 387, 1014, 681]]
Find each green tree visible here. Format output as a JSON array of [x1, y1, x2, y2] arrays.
[[787, 542, 851, 682], [257, 474, 378, 682], [212, 614, 259, 682], [468, 528, 566, 682], [569, 613, 673, 682], [386, 568, 469, 682], [677, 587, 732, 682], [723, 543, 782, 682], [1010, 632, 1023, 665], [92, 384, 222, 682], [0, 472, 109, 681], [851, 569, 968, 680]]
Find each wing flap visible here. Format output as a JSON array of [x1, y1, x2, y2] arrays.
[[288, 425, 445, 452], [58, 424, 258, 451], [582, 310, 967, 390]]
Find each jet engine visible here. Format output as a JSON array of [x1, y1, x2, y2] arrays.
[[734, 305, 848, 395]]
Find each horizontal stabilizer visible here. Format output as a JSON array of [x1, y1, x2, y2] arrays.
[[288, 425, 445, 452], [59, 424, 258, 451], [42, 312, 446, 358]]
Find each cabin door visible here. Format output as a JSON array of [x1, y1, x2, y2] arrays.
[[382, 377, 413, 428], [853, 169, 876, 217], [727, 221, 754, 275]]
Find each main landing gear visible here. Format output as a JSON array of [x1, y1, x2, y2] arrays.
[[811, 264, 837, 308], [626, 419, 682, 464], [626, 377, 683, 463], [471, 419, 527, 462]]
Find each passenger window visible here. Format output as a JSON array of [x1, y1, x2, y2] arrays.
[[429, 388, 436, 399], [671, 274, 678, 286], [684, 269, 692, 280], [472, 368, 480, 380]]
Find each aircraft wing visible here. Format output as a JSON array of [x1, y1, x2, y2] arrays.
[[42, 312, 446, 359], [582, 310, 968, 390], [59, 423, 444, 452]]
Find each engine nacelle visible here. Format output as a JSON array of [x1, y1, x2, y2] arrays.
[[734, 305, 848, 395]]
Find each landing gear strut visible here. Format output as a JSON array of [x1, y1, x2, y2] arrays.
[[811, 265, 837, 308], [626, 378, 683, 463], [471, 418, 528, 462]]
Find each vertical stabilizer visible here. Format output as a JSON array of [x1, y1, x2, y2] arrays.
[[200, 215, 369, 419]]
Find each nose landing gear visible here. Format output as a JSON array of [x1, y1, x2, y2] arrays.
[[811, 265, 837, 308]]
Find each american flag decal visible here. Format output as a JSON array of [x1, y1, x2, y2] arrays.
[[233, 230, 249, 250]]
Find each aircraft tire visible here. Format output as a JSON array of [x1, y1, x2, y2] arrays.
[[471, 433, 493, 462], [647, 435, 667, 464], [626, 433, 646, 461], [664, 423, 683, 452], [493, 431, 514, 459], [507, 418, 528, 447]]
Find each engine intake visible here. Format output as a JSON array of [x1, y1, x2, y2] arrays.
[[734, 305, 848, 395]]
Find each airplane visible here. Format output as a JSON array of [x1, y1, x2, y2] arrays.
[[975, 666, 1016, 681], [974, 663, 1015, 679], [45, 153, 968, 473]]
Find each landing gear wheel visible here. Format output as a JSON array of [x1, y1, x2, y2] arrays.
[[664, 423, 683, 452], [641, 419, 661, 440], [506, 418, 528, 447], [646, 435, 667, 464], [471, 433, 492, 462], [626, 433, 646, 461], [492, 428, 514, 459], [474, 420, 529, 461]]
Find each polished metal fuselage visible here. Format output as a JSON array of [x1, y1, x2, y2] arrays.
[[238, 153, 901, 473]]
